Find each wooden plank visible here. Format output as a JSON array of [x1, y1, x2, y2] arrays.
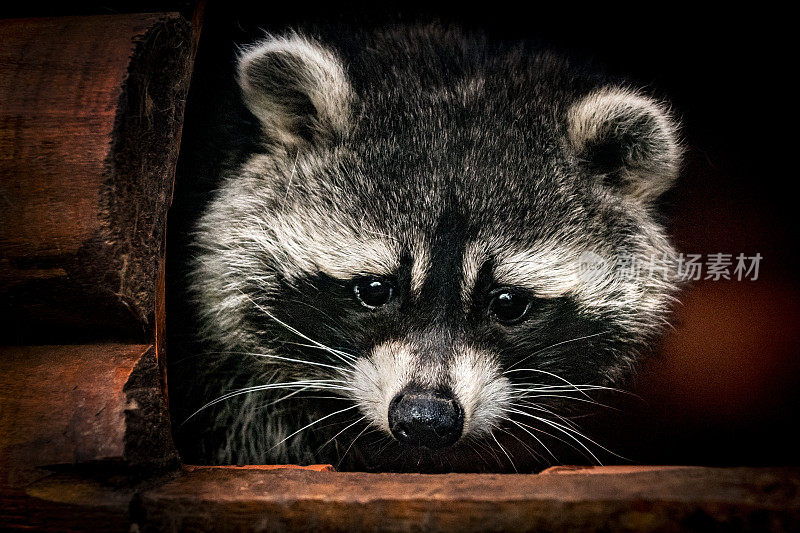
[[137, 466, 800, 532], [0, 344, 177, 489], [3, 466, 799, 531], [0, 13, 195, 342], [186, 464, 336, 473], [1, 473, 133, 532]]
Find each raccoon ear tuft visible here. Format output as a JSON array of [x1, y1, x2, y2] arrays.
[[237, 33, 354, 148], [568, 88, 681, 203]]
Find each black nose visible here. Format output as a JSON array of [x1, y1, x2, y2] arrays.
[[388, 388, 464, 449]]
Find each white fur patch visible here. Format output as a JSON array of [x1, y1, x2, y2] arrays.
[[191, 149, 402, 349], [462, 235, 678, 341], [350, 341, 418, 432], [493, 243, 589, 299], [349, 339, 512, 439], [258, 213, 399, 280], [461, 241, 488, 309], [461, 240, 595, 303], [449, 346, 512, 438], [410, 242, 431, 297]]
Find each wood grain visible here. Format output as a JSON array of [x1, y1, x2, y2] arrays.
[[1, 473, 132, 532], [0, 344, 177, 489], [137, 466, 800, 532], [0, 13, 194, 342], [3, 466, 798, 531]]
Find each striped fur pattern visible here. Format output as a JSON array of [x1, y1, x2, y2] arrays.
[[186, 26, 682, 471]]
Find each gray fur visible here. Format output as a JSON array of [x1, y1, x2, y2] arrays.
[[187, 25, 681, 471]]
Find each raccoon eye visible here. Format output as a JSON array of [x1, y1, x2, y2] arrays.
[[488, 289, 531, 324], [353, 278, 394, 309]]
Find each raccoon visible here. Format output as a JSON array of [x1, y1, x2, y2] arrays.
[[184, 25, 681, 472]]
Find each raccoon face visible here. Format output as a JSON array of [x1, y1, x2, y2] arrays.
[[192, 31, 681, 469]]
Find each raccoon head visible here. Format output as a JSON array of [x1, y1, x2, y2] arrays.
[[192, 30, 681, 470]]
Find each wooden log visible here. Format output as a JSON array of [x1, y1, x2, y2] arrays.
[[0, 344, 178, 490], [0, 13, 195, 342]]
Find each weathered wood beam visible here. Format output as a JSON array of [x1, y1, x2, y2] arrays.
[[136, 466, 800, 531], [4, 466, 799, 531], [0, 344, 177, 490], [1, 473, 133, 532], [0, 13, 195, 342]]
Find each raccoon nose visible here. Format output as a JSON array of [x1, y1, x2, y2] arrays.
[[388, 388, 464, 449]]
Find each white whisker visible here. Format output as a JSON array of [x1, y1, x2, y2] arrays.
[[237, 289, 358, 368], [506, 367, 597, 400], [496, 425, 545, 463], [507, 406, 627, 463], [319, 416, 367, 452], [490, 427, 517, 472], [270, 404, 360, 451], [506, 331, 608, 372], [516, 393, 620, 411], [184, 380, 350, 423], [500, 416, 558, 462], [504, 414, 597, 461], [337, 423, 372, 467]]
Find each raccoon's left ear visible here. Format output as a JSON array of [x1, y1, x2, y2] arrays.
[[567, 88, 682, 203], [237, 33, 354, 148]]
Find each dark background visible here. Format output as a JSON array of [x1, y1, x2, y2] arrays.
[[8, 2, 796, 467], [177, 2, 800, 468]]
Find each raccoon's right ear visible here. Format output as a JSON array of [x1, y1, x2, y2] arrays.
[[237, 33, 354, 148], [567, 88, 682, 203]]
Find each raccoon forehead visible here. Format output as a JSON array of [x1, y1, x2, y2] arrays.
[[461, 239, 630, 308], [257, 212, 401, 280], [461, 234, 678, 327], [493, 246, 592, 298]]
